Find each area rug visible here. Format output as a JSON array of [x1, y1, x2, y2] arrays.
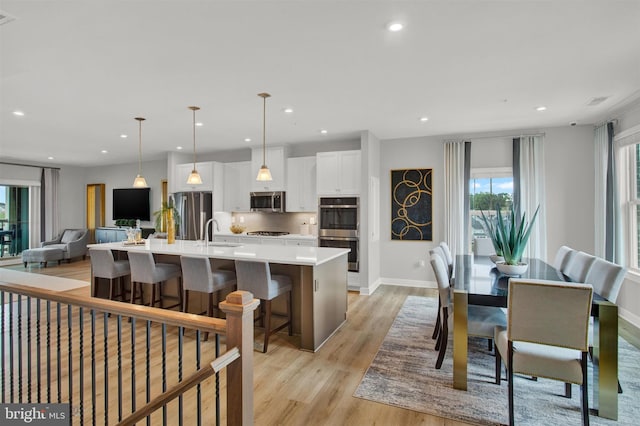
[[354, 296, 638, 425]]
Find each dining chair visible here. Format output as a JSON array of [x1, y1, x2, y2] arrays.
[[128, 251, 182, 308], [180, 256, 237, 340], [234, 259, 293, 353], [563, 251, 596, 282], [428, 246, 447, 341], [89, 248, 130, 300], [430, 254, 506, 369], [439, 241, 454, 277], [553, 245, 576, 272], [494, 278, 593, 426], [584, 257, 626, 303]]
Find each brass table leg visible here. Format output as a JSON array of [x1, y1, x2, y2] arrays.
[[593, 300, 618, 420], [453, 289, 468, 390]]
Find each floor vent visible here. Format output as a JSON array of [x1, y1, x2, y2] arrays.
[[588, 96, 609, 106]]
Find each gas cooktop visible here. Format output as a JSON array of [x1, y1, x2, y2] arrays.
[[246, 231, 290, 237]]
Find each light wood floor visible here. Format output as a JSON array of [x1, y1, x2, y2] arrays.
[[9, 259, 638, 425]]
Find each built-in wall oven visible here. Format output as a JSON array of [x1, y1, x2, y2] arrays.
[[318, 197, 359, 272]]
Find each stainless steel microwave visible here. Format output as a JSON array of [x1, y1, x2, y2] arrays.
[[250, 191, 286, 213]]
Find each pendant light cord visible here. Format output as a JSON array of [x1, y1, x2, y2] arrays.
[[192, 108, 197, 169], [262, 95, 266, 165], [138, 119, 142, 175]]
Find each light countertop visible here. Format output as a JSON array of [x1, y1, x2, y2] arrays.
[[89, 239, 347, 267], [215, 233, 317, 240]]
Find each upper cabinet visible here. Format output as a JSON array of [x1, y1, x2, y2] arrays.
[[286, 156, 317, 212], [172, 161, 224, 209], [251, 146, 287, 192], [316, 150, 361, 196], [223, 161, 251, 212]]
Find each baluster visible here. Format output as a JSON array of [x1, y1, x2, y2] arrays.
[[27, 296, 32, 402], [91, 310, 96, 426], [103, 312, 109, 425], [9, 293, 14, 402], [196, 330, 202, 426], [18, 294, 22, 403], [146, 320, 151, 426], [117, 314, 123, 422], [46, 300, 51, 403], [178, 326, 184, 426], [215, 332, 220, 426], [162, 323, 167, 425], [57, 302, 61, 403], [68, 305, 73, 414], [36, 299, 41, 403], [131, 317, 137, 415], [79, 307, 85, 426], [1, 291, 5, 404]]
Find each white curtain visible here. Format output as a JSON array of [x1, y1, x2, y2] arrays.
[[517, 136, 547, 260], [594, 124, 608, 257], [42, 168, 60, 241], [29, 186, 41, 248], [444, 141, 468, 256]]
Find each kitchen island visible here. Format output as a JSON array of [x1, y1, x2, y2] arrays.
[[89, 239, 349, 352]]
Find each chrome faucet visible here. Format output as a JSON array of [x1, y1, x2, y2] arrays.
[[204, 218, 220, 245]]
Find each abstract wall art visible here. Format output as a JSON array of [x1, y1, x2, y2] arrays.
[[391, 168, 432, 241]]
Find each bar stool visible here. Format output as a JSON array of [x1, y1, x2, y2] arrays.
[[127, 251, 182, 308], [234, 259, 292, 353], [180, 256, 237, 340], [89, 248, 130, 300]]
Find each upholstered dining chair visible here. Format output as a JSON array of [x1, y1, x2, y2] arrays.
[[428, 246, 449, 342], [234, 259, 292, 353], [430, 254, 506, 369], [553, 245, 576, 272], [563, 251, 596, 282], [584, 257, 626, 303], [180, 256, 237, 340], [494, 278, 593, 426], [89, 248, 130, 300], [127, 251, 182, 309], [439, 241, 454, 277]]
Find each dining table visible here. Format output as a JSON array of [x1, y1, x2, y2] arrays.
[[452, 254, 619, 420]]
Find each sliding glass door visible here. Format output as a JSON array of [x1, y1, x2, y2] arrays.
[[0, 185, 30, 257]]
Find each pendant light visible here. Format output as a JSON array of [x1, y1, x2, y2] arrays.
[[256, 92, 273, 181], [132, 117, 148, 188], [186, 106, 203, 185]]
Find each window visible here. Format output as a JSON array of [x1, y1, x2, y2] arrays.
[[627, 144, 640, 269], [469, 168, 513, 243]]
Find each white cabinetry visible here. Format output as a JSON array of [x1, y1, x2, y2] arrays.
[[316, 150, 361, 196], [286, 156, 317, 212], [173, 161, 223, 209], [223, 161, 251, 212], [251, 146, 287, 192]]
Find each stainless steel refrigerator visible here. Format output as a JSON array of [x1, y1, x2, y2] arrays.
[[172, 192, 213, 241]]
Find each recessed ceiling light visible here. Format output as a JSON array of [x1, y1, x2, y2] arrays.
[[283, 108, 293, 114], [320, 129, 328, 134], [244, 138, 252, 143], [47, 156, 54, 160], [535, 106, 547, 111], [176, 146, 183, 150], [420, 117, 429, 122], [195, 122, 203, 127], [101, 150, 108, 154], [120, 134, 128, 139], [388, 22, 403, 32], [13, 110, 24, 116]]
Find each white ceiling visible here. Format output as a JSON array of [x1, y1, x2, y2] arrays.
[[1, 1, 640, 167]]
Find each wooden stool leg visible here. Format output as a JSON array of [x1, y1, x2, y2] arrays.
[[263, 299, 272, 353], [131, 282, 137, 304], [204, 293, 214, 342], [287, 290, 293, 336], [93, 277, 98, 297]]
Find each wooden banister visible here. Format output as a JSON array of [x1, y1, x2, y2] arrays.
[[0, 281, 226, 334]]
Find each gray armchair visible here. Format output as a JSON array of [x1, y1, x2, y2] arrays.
[[41, 228, 89, 262]]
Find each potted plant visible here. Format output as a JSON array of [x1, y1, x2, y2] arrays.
[[153, 199, 180, 243], [485, 205, 540, 276], [480, 210, 504, 263]]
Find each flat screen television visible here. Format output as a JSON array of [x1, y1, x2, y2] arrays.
[[112, 188, 151, 221]]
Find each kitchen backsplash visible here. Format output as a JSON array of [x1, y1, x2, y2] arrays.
[[228, 212, 318, 235]]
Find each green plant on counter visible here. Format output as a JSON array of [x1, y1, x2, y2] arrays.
[[489, 205, 540, 266], [480, 210, 504, 257], [153, 200, 180, 232]]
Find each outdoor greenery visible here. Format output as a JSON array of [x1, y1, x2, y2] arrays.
[[470, 192, 512, 211], [481, 205, 539, 265]]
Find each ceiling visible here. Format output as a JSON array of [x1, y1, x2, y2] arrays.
[[1, 1, 640, 167]]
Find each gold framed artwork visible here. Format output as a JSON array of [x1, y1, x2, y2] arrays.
[[391, 168, 433, 241]]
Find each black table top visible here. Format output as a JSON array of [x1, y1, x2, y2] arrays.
[[452, 254, 608, 312]]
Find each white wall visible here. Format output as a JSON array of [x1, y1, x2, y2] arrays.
[[84, 159, 168, 228], [378, 126, 596, 287], [361, 131, 381, 294], [380, 135, 444, 287]]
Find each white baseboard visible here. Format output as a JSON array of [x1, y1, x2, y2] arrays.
[[358, 277, 382, 295], [378, 278, 437, 289], [619, 306, 640, 329]]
